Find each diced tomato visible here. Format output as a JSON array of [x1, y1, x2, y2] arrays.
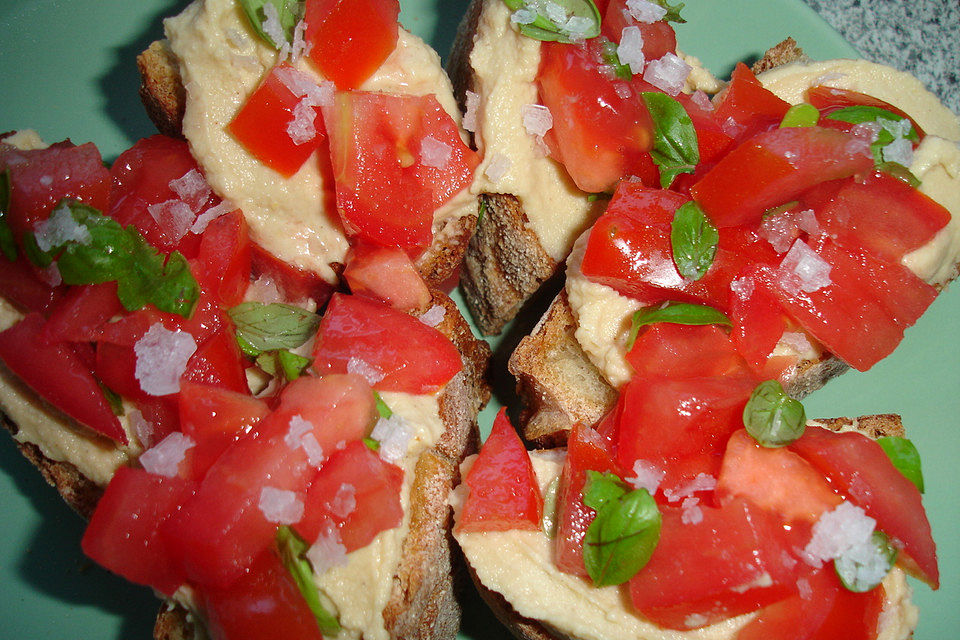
[[538, 39, 659, 192], [615, 374, 758, 494], [343, 242, 431, 311], [628, 498, 803, 629], [250, 243, 335, 306], [671, 92, 735, 193], [312, 293, 461, 394], [110, 135, 215, 258], [790, 426, 939, 588], [626, 323, 753, 380], [296, 440, 404, 549], [202, 550, 322, 640], [728, 265, 789, 372], [817, 170, 950, 264], [179, 382, 270, 481], [735, 568, 837, 640], [305, 0, 399, 90], [807, 85, 925, 139], [193, 209, 251, 307], [0, 140, 110, 242], [181, 325, 249, 395], [41, 282, 121, 343], [554, 423, 619, 577], [93, 309, 174, 401], [0, 313, 125, 442], [228, 63, 327, 177], [691, 126, 874, 228], [457, 409, 543, 533], [712, 63, 791, 142], [0, 255, 61, 313], [600, 1, 677, 60], [323, 91, 478, 255], [81, 467, 196, 595], [717, 429, 841, 524], [162, 374, 376, 587], [134, 395, 181, 443]]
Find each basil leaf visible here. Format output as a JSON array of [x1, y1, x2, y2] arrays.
[[834, 531, 898, 593], [642, 93, 699, 188], [26, 201, 199, 317], [825, 106, 919, 142], [762, 201, 800, 219], [541, 476, 560, 538], [98, 382, 125, 417], [476, 198, 487, 225], [277, 349, 311, 381], [275, 526, 341, 635], [229, 302, 320, 352], [626, 302, 730, 350], [652, 0, 686, 23], [779, 103, 820, 128], [375, 392, 393, 419], [671, 201, 717, 280], [876, 162, 922, 188], [503, 0, 601, 44], [255, 351, 279, 376], [0, 170, 16, 261], [583, 473, 661, 586], [743, 380, 806, 447], [363, 437, 381, 452], [600, 39, 632, 81], [877, 436, 925, 493], [238, 0, 303, 49], [237, 334, 262, 358]]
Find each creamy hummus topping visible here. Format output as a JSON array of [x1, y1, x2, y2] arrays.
[[454, 450, 915, 640], [566, 59, 960, 388], [166, 0, 475, 283]]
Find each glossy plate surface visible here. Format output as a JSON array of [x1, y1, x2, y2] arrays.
[[0, 0, 956, 638]]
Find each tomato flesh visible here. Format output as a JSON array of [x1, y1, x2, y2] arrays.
[[343, 242, 431, 311], [711, 63, 791, 143], [808, 85, 925, 139]]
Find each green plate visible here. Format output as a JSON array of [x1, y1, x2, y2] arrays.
[[0, 0, 956, 638]]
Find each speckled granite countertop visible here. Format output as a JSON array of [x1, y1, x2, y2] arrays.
[[801, 0, 959, 114]]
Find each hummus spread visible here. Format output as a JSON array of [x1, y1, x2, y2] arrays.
[[468, 0, 719, 261], [566, 59, 960, 388], [453, 450, 916, 640], [166, 0, 476, 283]]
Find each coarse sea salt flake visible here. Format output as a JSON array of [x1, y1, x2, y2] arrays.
[[617, 26, 645, 74], [882, 137, 914, 166], [730, 276, 754, 300], [301, 432, 325, 467], [803, 501, 875, 566], [329, 483, 357, 518], [626, 459, 665, 494], [148, 199, 196, 244], [169, 168, 211, 212], [463, 90, 480, 133], [522, 104, 554, 138], [129, 409, 155, 449], [690, 89, 713, 112], [419, 305, 446, 327], [190, 199, 235, 234], [307, 528, 348, 574], [35, 203, 92, 252], [485, 153, 512, 182], [261, 3, 286, 50], [371, 414, 413, 464], [285, 415, 314, 449], [780, 240, 831, 293], [544, 1, 568, 24], [140, 432, 195, 478], [680, 496, 703, 525], [421, 136, 452, 168], [259, 486, 304, 524], [347, 357, 385, 385], [643, 52, 691, 96], [288, 99, 318, 145], [290, 18, 310, 62], [511, 8, 537, 25], [134, 324, 197, 396], [684, 614, 709, 629], [663, 473, 716, 502], [779, 331, 815, 356], [626, 0, 666, 22], [562, 15, 593, 41]]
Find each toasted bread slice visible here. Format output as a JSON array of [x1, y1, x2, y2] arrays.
[[1, 288, 490, 640], [455, 415, 919, 640]]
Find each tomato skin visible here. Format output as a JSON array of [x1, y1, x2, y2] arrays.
[[728, 265, 789, 372], [193, 209, 251, 308], [41, 282, 122, 344], [600, 1, 677, 60], [554, 423, 619, 577], [628, 498, 803, 629], [202, 550, 323, 640], [626, 323, 753, 380], [81, 467, 196, 596], [790, 427, 939, 589], [712, 63, 791, 142], [343, 242, 431, 312], [0, 313, 125, 442], [0, 141, 110, 242], [808, 85, 925, 139], [691, 126, 874, 228], [305, 0, 399, 90], [0, 255, 61, 314], [250, 243, 335, 306], [295, 439, 404, 549], [457, 408, 543, 533], [181, 325, 249, 396], [312, 293, 462, 394]]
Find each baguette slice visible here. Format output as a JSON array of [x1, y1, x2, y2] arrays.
[[1, 288, 491, 640], [455, 415, 920, 640]]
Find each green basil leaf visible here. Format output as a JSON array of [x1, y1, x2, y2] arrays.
[[583, 470, 627, 511], [652, 0, 686, 23], [834, 531, 898, 593], [762, 201, 800, 219], [277, 349, 311, 381], [375, 392, 394, 419], [255, 351, 279, 376], [626, 302, 730, 350], [98, 382, 125, 417], [541, 476, 561, 538], [826, 106, 919, 142], [503, 0, 601, 44], [229, 302, 320, 352], [0, 170, 17, 261], [476, 198, 487, 225], [743, 380, 806, 447], [238, 0, 303, 48], [363, 437, 381, 452], [600, 39, 632, 81], [237, 334, 262, 358], [583, 475, 661, 586], [671, 201, 717, 280], [876, 162, 922, 188], [779, 103, 820, 128], [642, 93, 699, 188], [877, 436, 924, 493], [275, 526, 342, 635]]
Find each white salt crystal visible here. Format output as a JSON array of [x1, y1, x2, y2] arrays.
[[290, 18, 310, 62], [190, 199, 235, 234], [147, 199, 196, 244], [371, 413, 413, 464], [39, 263, 62, 287], [803, 501, 876, 566], [626, 0, 667, 22], [347, 357, 385, 385], [643, 52, 692, 96], [617, 26, 646, 74], [307, 527, 348, 574], [462, 90, 480, 133], [663, 473, 716, 502], [626, 459, 665, 494], [730, 276, 754, 300], [301, 432, 325, 467], [329, 483, 357, 519], [511, 8, 537, 25], [779, 331, 815, 356], [544, 1, 568, 24], [759, 212, 798, 253], [420, 136, 453, 168], [562, 15, 594, 41], [779, 240, 832, 294], [245, 274, 285, 304], [134, 324, 198, 396], [261, 3, 286, 49], [287, 99, 318, 145], [274, 66, 334, 107], [419, 305, 446, 327], [882, 137, 914, 166], [168, 169, 211, 212], [140, 432, 195, 478], [285, 415, 315, 449], [690, 89, 713, 112], [35, 203, 92, 251], [259, 486, 304, 524], [484, 153, 512, 182], [681, 497, 703, 525], [129, 409, 155, 449], [522, 104, 554, 138], [613, 82, 633, 99], [684, 614, 709, 629]]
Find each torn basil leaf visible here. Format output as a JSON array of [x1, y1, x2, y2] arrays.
[[229, 302, 320, 352], [503, 0, 601, 43], [0, 170, 16, 261], [275, 525, 341, 635], [825, 106, 919, 166], [743, 380, 806, 447], [600, 39, 633, 81], [583, 471, 661, 586], [671, 201, 717, 280], [779, 103, 820, 128], [642, 92, 699, 188], [363, 437, 381, 451], [238, 0, 304, 48], [375, 392, 394, 419], [652, 0, 686, 23], [876, 162, 921, 188], [626, 302, 730, 350], [834, 531, 898, 593], [877, 436, 924, 493]]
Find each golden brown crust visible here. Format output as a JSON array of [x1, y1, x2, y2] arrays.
[[153, 604, 199, 640], [137, 40, 186, 140], [750, 37, 809, 74]]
